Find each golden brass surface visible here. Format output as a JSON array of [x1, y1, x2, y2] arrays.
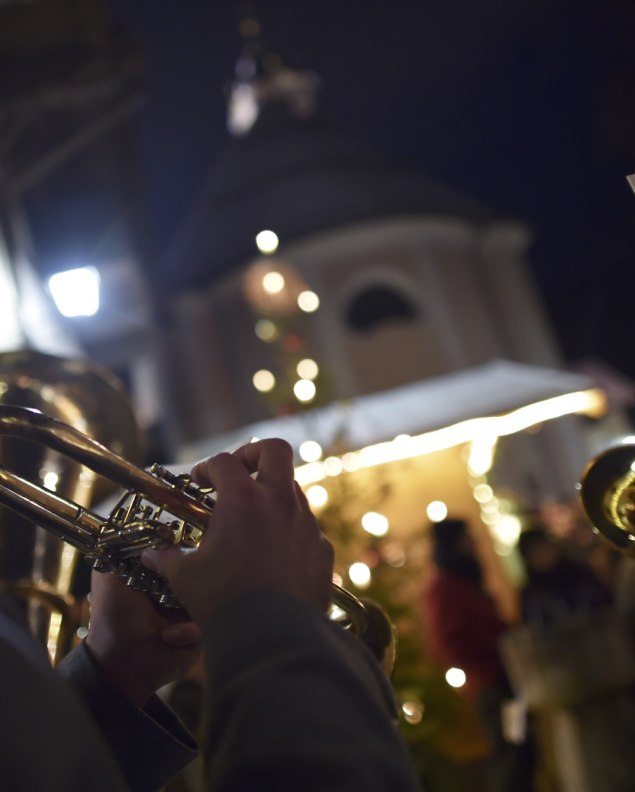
[[0, 350, 141, 661], [0, 363, 395, 669], [579, 444, 635, 557]]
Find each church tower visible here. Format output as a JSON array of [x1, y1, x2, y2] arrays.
[[159, 22, 587, 501]]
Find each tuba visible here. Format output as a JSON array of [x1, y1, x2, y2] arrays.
[[579, 444, 635, 557], [0, 350, 142, 662], [0, 354, 396, 672]]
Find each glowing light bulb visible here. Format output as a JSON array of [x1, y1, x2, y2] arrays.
[[445, 667, 466, 688], [296, 358, 319, 379], [297, 290, 319, 312], [348, 562, 371, 589], [299, 440, 323, 463], [426, 501, 448, 522], [306, 484, 328, 508], [361, 512, 389, 536], [252, 369, 275, 392], [254, 319, 279, 341], [262, 271, 285, 294], [255, 230, 279, 254], [294, 379, 316, 402], [323, 456, 343, 476]]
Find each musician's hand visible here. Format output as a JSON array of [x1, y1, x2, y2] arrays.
[[142, 438, 334, 626], [86, 570, 202, 707]]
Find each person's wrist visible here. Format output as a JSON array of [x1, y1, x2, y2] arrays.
[[84, 636, 155, 709]]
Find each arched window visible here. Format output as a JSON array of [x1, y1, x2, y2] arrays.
[[345, 284, 420, 333]]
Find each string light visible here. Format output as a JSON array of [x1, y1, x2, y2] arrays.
[[299, 440, 323, 462], [361, 512, 389, 536], [348, 562, 371, 589], [297, 290, 320, 312], [252, 369, 276, 392], [323, 456, 343, 476], [294, 388, 605, 486], [296, 358, 319, 379], [306, 484, 328, 508], [254, 319, 279, 341], [255, 230, 279, 254], [445, 668, 466, 688], [262, 271, 285, 294], [426, 501, 448, 522], [293, 379, 316, 402]]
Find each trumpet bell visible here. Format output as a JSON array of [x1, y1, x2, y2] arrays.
[[579, 443, 635, 557]]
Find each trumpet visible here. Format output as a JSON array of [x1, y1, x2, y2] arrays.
[[0, 404, 395, 670], [579, 443, 635, 557]]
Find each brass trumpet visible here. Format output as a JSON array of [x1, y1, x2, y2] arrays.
[[0, 404, 395, 670], [579, 443, 635, 557]]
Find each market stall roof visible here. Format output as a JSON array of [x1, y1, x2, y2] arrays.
[[178, 359, 602, 464]]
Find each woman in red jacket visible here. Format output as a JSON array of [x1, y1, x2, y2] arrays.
[[420, 518, 535, 792]]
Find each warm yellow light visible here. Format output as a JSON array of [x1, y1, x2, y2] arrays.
[[293, 388, 605, 486], [323, 456, 343, 477], [401, 700, 425, 725], [262, 271, 285, 294], [297, 290, 320, 312], [57, 542, 77, 592], [306, 484, 328, 508], [490, 514, 522, 547], [293, 379, 316, 402], [361, 511, 389, 536], [468, 435, 498, 476], [473, 483, 494, 503], [383, 541, 406, 567], [341, 452, 361, 472], [43, 471, 59, 491], [481, 498, 499, 513], [348, 562, 371, 589], [445, 667, 466, 688], [252, 369, 276, 392], [426, 500, 448, 522], [255, 230, 279, 254], [297, 358, 319, 379], [254, 319, 279, 341], [299, 440, 323, 463], [47, 612, 63, 662]]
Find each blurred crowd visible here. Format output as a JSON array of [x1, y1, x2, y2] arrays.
[[419, 509, 635, 792]]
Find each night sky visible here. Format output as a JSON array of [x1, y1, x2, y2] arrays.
[[107, 1, 635, 380]]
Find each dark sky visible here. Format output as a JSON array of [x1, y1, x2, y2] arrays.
[[107, 0, 635, 379]]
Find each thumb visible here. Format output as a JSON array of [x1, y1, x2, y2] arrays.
[[141, 545, 186, 581]]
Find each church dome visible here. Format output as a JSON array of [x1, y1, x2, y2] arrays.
[[161, 41, 495, 290]]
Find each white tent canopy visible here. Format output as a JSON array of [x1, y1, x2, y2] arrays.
[[178, 359, 599, 464]]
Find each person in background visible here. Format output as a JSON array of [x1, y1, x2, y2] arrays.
[[420, 517, 535, 792], [516, 523, 612, 624], [0, 438, 422, 791]]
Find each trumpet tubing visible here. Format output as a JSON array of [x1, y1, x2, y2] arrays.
[[0, 402, 395, 670]]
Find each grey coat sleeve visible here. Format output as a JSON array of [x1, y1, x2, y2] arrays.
[[201, 592, 423, 791], [58, 642, 198, 792]]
